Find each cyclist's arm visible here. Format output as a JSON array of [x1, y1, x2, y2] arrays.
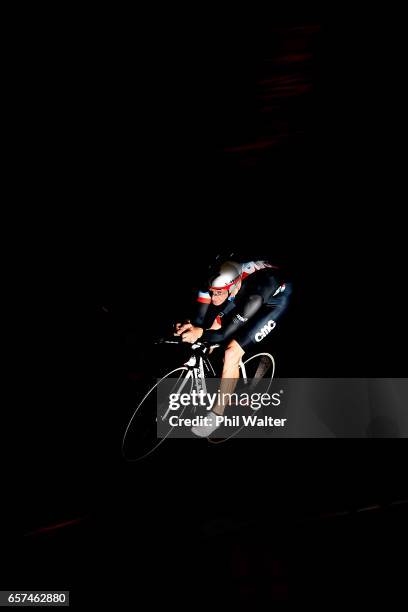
[[201, 294, 263, 344]]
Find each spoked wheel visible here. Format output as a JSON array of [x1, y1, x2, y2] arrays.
[[208, 352, 275, 444], [122, 367, 193, 461]]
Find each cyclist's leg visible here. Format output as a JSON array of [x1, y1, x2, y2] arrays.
[[190, 340, 245, 437], [208, 289, 292, 417], [210, 302, 281, 417], [211, 339, 245, 416]]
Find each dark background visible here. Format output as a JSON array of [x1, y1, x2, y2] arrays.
[[3, 14, 407, 604]]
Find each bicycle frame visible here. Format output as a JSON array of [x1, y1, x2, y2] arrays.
[[160, 343, 217, 421], [163, 340, 253, 388]]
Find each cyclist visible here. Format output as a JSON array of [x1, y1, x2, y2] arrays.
[[175, 257, 292, 437]]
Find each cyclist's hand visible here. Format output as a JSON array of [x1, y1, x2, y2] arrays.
[[181, 326, 204, 344], [175, 321, 192, 336]]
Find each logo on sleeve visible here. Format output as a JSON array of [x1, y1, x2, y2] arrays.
[[255, 319, 276, 342]]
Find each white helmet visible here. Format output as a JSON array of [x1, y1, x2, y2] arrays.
[[208, 261, 242, 291]]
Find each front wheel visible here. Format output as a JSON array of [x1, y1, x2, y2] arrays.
[[122, 367, 193, 461]]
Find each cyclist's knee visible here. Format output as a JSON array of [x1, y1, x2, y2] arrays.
[[224, 340, 245, 368]]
